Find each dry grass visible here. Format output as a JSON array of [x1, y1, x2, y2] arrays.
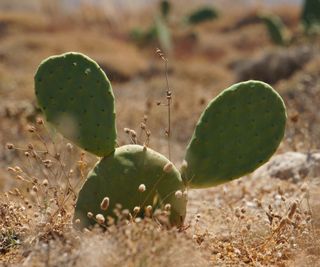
[[0, 1, 320, 266]]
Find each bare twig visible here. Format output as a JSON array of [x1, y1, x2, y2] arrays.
[[156, 48, 172, 160]]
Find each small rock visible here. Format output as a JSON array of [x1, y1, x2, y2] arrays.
[[253, 152, 320, 183]]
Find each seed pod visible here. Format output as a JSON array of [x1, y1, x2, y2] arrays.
[[145, 205, 153, 216], [138, 184, 146, 192], [6, 143, 14, 150], [95, 214, 105, 224], [100, 197, 110, 211], [133, 206, 141, 214], [175, 190, 182, 199], [163, 162, 173, 173]]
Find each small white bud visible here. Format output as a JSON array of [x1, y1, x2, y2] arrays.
[[100, 197, 110, 210], [138, 184, 146, 192], [133, 206, 141, 214], [181, 160, 188, 171], [95, 214, 105, 224], [175, 190, 182, 199], [163, 162, 173, 173], [183, 190, 188, 199], [145, 205, 153, 216]]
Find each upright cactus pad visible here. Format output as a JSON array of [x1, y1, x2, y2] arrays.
[[301, 0, 320, 30], [160, 0, 170, 20], [182, 81, 286, 188], [260, 14, 288, 45], [186, 7, 219, 25], [34, 52, 116, 157], [75, 145, 187, 228]]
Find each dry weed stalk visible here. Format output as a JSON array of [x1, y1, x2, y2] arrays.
[[2, 118, 88, 247], [156, 47, 172, 160]]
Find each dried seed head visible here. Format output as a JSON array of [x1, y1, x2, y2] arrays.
[[28, 144, 34, 150], [180, 160, 188, 172], [124, 128, 130, 134], [32, 186, 38, 193], [87, 212, 93, 219], [163, 162, 173, 173], [6, 143, 14, 150], [130, 130, 137, 138], [7, 167, 15, 172], [75, 219, 81, 224], [183, 190, 188, 199], [146, 205, 152, 213], [122, 209, 130, 217], [27, 125, 36, 133], [288, 201, 298, 219], [175, 190, 182, 199], [95, 214, 105, 224], [36, 118, 44, 125], [115, 203, 122, 210], [100, 197, 110, 211], [301, 183, 308, 192], [133, 206, 141, 214], [138, 184, 146, 192], [140, 123, 146, 130], [164, 203, 171, 211], [24, 152, 30, 157], [14, 166, 22, 172], [66, 143, 73, 151], [235, 208, 241, 218]]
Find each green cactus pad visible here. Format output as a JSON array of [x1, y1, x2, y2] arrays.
[[260, 14, 287, 45], [34, 52, 116, 157], [186, 7, 219, 25], [301, 0, 320, 30], [74, 145, 187, 228], [160, 0, 170, 19], [182, 80, 286, 189]]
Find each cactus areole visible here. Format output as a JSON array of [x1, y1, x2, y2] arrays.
[[34, 52, 287, 229]]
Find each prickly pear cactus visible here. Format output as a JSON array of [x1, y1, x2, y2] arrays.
[[160, 0, 170, 20], [182, 81, 286, 188], [301, 0, 320, 31], [75, 145, 187, 227], [34, 52, 287, 229], [35, 53, 116, 157], [186, 7, 219, 25], [260, 14, 288, 45]]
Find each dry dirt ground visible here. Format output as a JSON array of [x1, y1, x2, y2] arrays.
[[0, 1, 320, 266]]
